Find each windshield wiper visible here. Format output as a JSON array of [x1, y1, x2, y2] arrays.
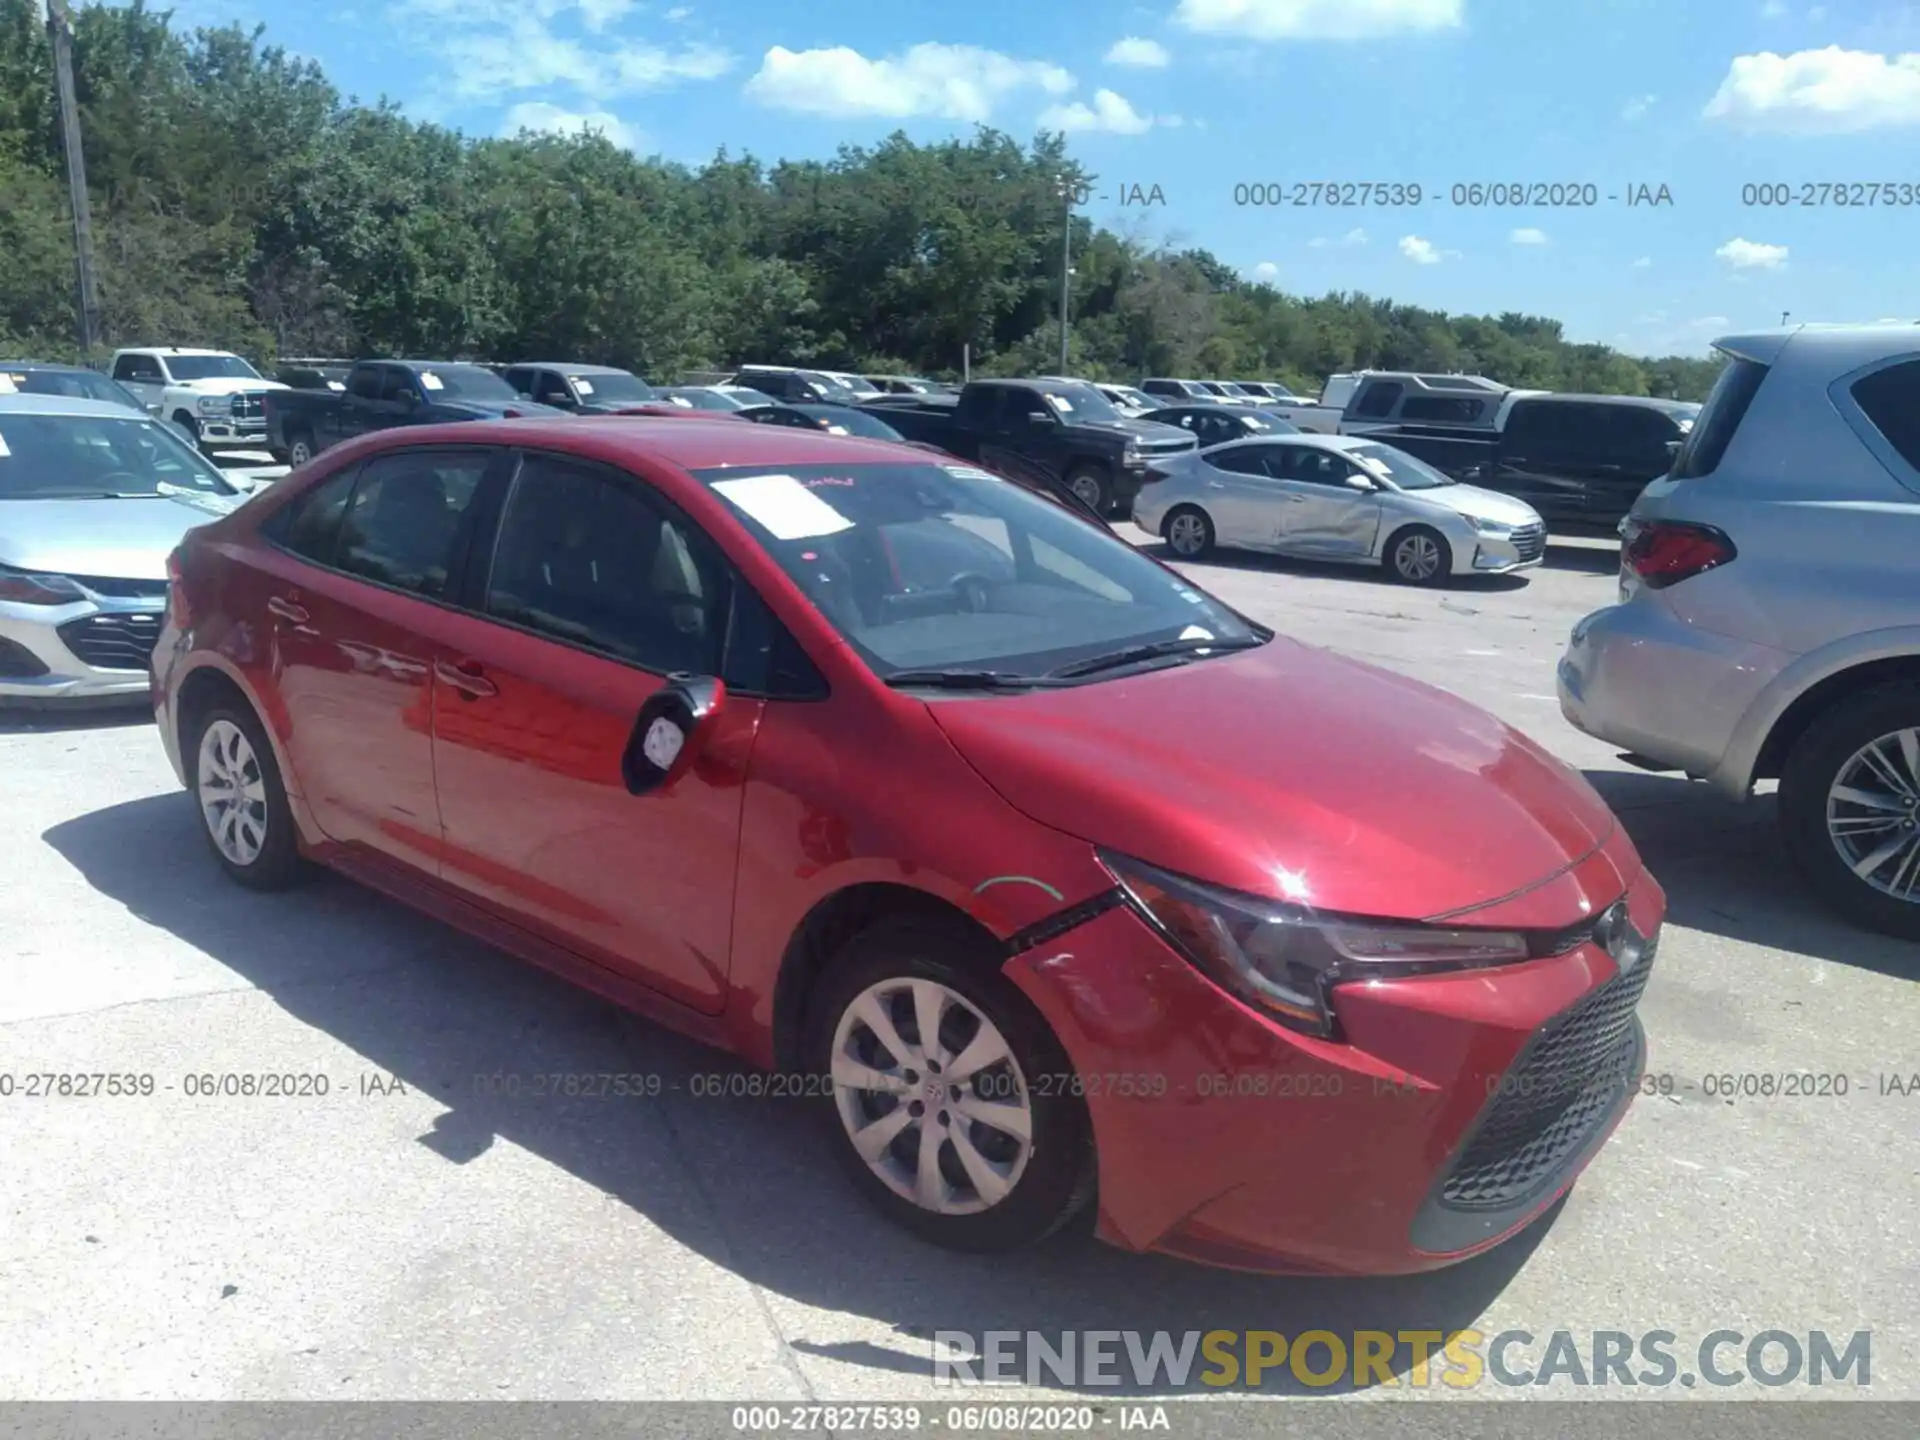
[[882, 668, 1071, 690], [1047, 634, 1264, 679]]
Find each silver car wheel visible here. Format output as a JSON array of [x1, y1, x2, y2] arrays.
[[288, 438, 313, 466], [1393, 532, 1443, 581], [1068, 473, 1104, 510], [1167, 512, 1209, 556], [830, 977, 1034, 1216], [1825, 726, 1920, 902], [197, 719, 269, 867]]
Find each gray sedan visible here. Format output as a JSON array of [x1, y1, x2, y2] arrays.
[[1130, 433, 1548, 584], [0, 394, 246, 705]]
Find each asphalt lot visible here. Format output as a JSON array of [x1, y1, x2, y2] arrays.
[[2, 525, 1915, 1407]]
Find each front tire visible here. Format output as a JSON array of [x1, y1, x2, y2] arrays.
[[1162, 505, 1215, 559], [804, 916, 1095, 1253], [1386, 524, 1452, 586], [1064, 465, 1111, 516], [191, 702, 307, 891], [286, 431, 315, 467], [1779, 684, 1920, 939]]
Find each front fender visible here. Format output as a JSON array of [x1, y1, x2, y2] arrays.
[[1709, 624, 1920, 797]]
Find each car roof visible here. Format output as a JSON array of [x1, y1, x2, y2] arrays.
[[1, 360, 93, 372], [511, 362, 634, 375], [350, 415, 917, 473], [1711, 321, 1920, 369], [1512, 392, 1696, 411], [117, 346, 233, 356], [0, 393, 153, 419]]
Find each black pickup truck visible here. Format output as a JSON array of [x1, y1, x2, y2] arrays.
[[1366, 392, 1700, 531], [264, 359, 562, 466], [860, 379, 1196, 515]]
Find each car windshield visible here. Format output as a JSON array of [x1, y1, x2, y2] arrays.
[[7, 369, 143, 410], [799, 373, 859, 401], [1043, 385, 1124, 424], [570, 372, 653, 402], [165, 354, 263, 382], [1347, 442, 1455, 490], [0, 412, 240, 499], [666, 389, 741, 411], [414, 365, 518, 400], [697, 460, 1259, 680], [831, 375, 883, 397], [792, 406, 904, 441]]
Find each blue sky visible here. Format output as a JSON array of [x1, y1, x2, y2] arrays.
[[166, 0, 1920, 356]]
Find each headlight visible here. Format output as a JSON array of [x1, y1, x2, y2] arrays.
[[0, 563, 87, 606], [195, 395, 224, 413], [1102, 850, 1531, 1038], [1473, 516, 1514, 535]]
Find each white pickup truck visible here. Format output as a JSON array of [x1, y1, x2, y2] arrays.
[[108, 347, 287, 450], [1265, 371, 1528, 435]]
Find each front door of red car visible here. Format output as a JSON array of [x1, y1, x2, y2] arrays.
[[428, 452, 761, 1014], [262, 447, 499, 872]]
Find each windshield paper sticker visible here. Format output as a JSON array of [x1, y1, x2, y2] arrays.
[[1046, 394, 1072, 412], [419, 372, 444, 391], [572, 378, 594, 395], [712, 474, 856, 540], [0, 429, 9, 455]]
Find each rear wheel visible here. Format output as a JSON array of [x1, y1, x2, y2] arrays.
[[804, 916, 1095, 1253], [1779, 684, 1920, 939], [1163, 505, 1215, 559], [191, 702, 307, 891], [286, 431, 315, 467], [1386, 525, 1451, 586]]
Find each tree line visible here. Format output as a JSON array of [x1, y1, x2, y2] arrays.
[[0, 0, 1726, 399]]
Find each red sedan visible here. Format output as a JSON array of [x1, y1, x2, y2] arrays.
[[153, 416, 1663, 1274]]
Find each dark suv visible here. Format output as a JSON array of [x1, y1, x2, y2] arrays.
[[731, 367, 861, 404]]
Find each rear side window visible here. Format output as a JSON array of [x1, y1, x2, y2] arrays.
[[1849, 359, 1920, 473], [265, 467, 360, 563], [1400, 396, 1486, 423], [348, 367, 384, 400], [335, 451, 490, 597], [1671, 357, 1768, 479], [1351, 383, 1402, 419]]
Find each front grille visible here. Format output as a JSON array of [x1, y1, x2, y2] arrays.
[[57, 612, 164, 671], [1510, 523, 1547, 563], [229, 393, 265, 420], [1436, 939, 1655, 1211]]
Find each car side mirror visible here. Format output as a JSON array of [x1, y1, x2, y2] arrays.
[[623, 675, 726, 795], [1028, 410, 1053, 426], [398, 390, 421, 408], [1346, 471, 1377, 490], [1665, 439, 1683, 457]]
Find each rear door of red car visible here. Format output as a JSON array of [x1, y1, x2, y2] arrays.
[[425, 449, 767, 1014], [251, 446, 505, 872]]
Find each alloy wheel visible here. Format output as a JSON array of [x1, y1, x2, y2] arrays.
[[1824, 726, 1920, 903], [1167, 512, 1209, 556], [1068, 473, 1104, 511], [1394, 532, 1443, 582], [289, 438, 313, 466], [830, 977, 1034, 1216], [198, 719, 269, 867]]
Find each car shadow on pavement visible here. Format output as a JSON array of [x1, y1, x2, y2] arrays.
[[44, 791, 1557, 1398], [1539, 542, 1617, 576], [1136, 541, 1534, 595], [0, 705, 152, 736], [1583, 769, 1918, 982]]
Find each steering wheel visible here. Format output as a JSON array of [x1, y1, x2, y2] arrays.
[[950, 573, 994, 613]]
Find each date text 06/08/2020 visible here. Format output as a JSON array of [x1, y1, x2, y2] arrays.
[[1228, 182, 1674, 207]]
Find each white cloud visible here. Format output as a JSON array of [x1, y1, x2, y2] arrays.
[[1705, 47, 1920, 132], [1173, 0, 1463, 40], [1509, 227, 1548, 245], [500, 100, 640, 149], [1621, 93, 1655, 120], [1308, 227, 1368, 248], [1761, 0, 1787, 14], [1690, 315, 1731, 330], [665, 4, 689, 15], [745, 43, 1073, 119], [574, 0, 630, 29], [1252, 260, 1279, 280], [1631, 255, 1654, 268], [1105, 36, 1170, 67], [1716, 237, 1790, 269], [443, 15, 732, 98], [1039, 87, 1161, 133], [1399, 234, 1451, 264]]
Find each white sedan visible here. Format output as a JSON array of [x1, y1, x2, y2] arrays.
[[1131, 433, 1547, 585]]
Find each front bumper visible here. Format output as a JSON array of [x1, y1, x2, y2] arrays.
[[194, 418, 269, 446], [0, 594, 168, 706], [1456, 523, 1547, 576], [1558, 599, 1787, 787], [1005, 850, 1665, 1276]]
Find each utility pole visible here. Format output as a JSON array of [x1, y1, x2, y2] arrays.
[[1780, 310, 1791, 327], [46, 0, 102, 355], [1057, 174, 1090, 374]]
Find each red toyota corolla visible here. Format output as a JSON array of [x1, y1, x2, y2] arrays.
[[153, 417, 1663, 1274]]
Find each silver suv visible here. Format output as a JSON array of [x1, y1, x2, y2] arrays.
[[1558, 323, 1920, 938]]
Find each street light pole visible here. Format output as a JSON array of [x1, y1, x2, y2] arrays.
[[46, 0, 101, 354], [1058, 174, 1090, 374]]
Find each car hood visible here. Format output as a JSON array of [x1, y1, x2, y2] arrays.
[[450, 398, 565, 418], [1075, 417, 1198, 452], [171, 377, 288, 395], [1398, 483, 1541, 528], [0, 492, 243, 580], [928, 637, 1617, 921]]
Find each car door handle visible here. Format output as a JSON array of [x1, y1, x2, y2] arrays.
[[434, 658, 497, 700], [1283, 494, 1306, 502], [267, 595, 309, 624], [1206, 480, 1226, 489]]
